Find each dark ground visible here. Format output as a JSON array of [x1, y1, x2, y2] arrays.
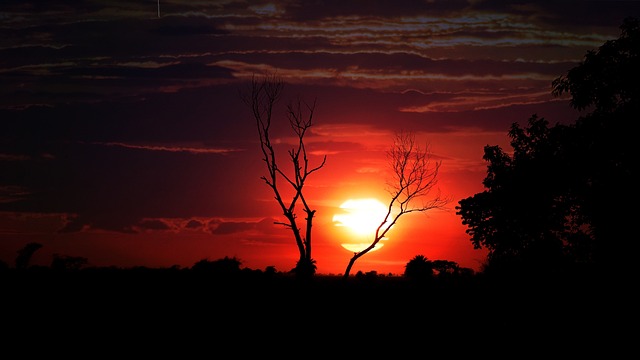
[[2, 268, 629, 356]]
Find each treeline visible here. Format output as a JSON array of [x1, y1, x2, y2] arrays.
[[1, 241, 476, 282]]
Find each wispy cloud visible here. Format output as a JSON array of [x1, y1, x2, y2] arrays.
[[93, 142, 242, 154], [399, 90, 555, 113]]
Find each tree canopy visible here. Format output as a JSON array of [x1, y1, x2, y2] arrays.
[[456, 17, 637, 277]]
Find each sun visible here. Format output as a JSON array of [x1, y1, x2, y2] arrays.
[[333, 198, 388, 236], [332, 198, 389, 252]]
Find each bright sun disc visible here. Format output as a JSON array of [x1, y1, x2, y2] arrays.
[[333, 198, 388, 237]]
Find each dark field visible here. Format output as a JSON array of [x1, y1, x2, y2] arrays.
[[4, 267, 625, 356]]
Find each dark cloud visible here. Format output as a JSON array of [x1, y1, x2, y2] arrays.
[[470, 1, 640, 28], [137, 219, 172, 231], [282, 0, 469, 21], [184, 219, 203, 229], [153, 17, 230, 36], [215, 51, 574, 77], [61, 63, 234, 81], [58, 215, 88, 233], [0, 83, 252, 144], [209, 220, 255, 235], [207, 217, 279, 235], [286, 83, 576, 133]]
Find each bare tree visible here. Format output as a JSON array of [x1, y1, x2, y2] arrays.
[[241, 74, 326, 279], [343, 131, 450, 278]]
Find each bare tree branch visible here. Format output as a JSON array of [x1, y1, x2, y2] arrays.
[[241, 73, 326, 278], [343, 131, 451, 278]]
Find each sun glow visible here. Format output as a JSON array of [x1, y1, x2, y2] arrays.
[[333, 198, 389, 253]]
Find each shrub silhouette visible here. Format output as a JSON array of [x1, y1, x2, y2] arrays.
[[404, 255, 434, 281], [50, 254, 88, 271], [15, 242, 43, 270]]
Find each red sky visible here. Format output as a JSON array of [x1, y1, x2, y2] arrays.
[[1, 1, 638, 275]]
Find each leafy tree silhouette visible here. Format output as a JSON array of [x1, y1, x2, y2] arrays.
[[552, 17, 639, 113], [457, 115, 579, 275], [15, 242, 43, 270], [404, 254, 434, 281], [241, 73, 325, 279], [456, 17, 638, 277], [551, 16, 637, 273]]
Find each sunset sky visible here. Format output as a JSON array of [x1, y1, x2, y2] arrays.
[[2, 1, 638, 275]]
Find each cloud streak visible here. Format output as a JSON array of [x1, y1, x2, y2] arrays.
[[93, 142, 242, 154]]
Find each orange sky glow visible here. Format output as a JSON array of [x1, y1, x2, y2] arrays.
[[1, 1, 638, 275]]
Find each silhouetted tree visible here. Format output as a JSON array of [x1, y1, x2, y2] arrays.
[[456, 115, 580, 275], [552, 16, 637, 272], [343, 132, 450, 278], [15, 242, 43, 270], [404, 255, 434, 281], [457, 18, 637, 276], [552, 17, 639, 113], [242, 73, 325, 279], [50, 254, 88, 271]]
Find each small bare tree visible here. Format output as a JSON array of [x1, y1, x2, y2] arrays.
[[241, 73, 326, 279], [343, 131, 450, 278]]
